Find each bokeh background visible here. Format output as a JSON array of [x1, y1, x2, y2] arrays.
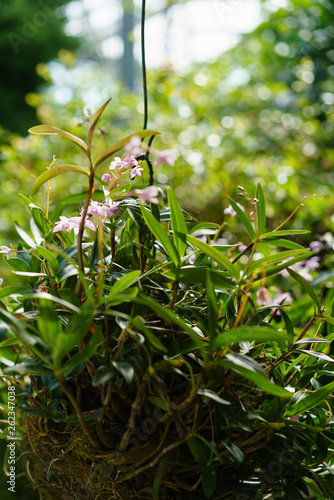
[[0, 1, 334, 495]]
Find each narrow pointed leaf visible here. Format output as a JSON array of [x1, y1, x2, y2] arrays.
[[168, 187, 187, 257], [213, 326, 287, 349], [153, 452, 170, 500], [197, 389, 230, 406], [280, 309, 295, 346], [206, 270, 218, 341], [220, 354, 290, 397], [284, 380, 334, 416], [88, 98, 112, 149], [31, 165, 90, 197], [202, 466, 217, 499], [163, 267, 236, 289], [260, 238, 305, 250], [227, 197, 255, 240], [136, 295, 206, 349], [19, 292, 80, 312], [287, 267, 320, 310], [108, 270, 141, 297], [248, 249, 311, 274], [93, 129, 160, 169], [15, 221, 36, 248], [261, 229, 310, 238], [29, 125, 88, 153], [141, 206, 180, 267], [130, 316, 167, 353], [187, 234, 238, 279], [255, 183, 266, 236], [222, 441, 244, 463]]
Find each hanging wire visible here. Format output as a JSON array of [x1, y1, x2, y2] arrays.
[[141, 0, 148, 131], [140, 0, 155, 185]]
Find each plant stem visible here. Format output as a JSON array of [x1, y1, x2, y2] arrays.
[[75, 157, 95, 296]]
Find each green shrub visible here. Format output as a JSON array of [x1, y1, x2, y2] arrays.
[[0, 101, 334, 499]]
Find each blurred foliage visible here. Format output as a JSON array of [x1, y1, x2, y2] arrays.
[[0, 0, 79, 134], [2, 0, 334, 267]]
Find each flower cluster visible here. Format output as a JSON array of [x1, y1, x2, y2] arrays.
[[53, 215, 96, 233], [85, 199, 120, 218], [101, 155, 143, 183], [101, 136, 177, 184]]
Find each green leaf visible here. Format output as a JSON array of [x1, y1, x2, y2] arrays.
[[67, 408, 102, 425], [19, 195, 53, 236], [87, 98, 112, 149], [187, 437, 209, 467], [0, 286, 26, 299], [163, 267, 236, 289], [190, 222, 220, 234], [261, 230, 310, 238], [168, 187, 187, 257], [53, 302, 95, 367], [7, 258, 31, 272], [59, 333, 101, 377], [20, 408, 64, 420], [108, 270, 141, 296], [30, 164, 90, 197], [284, 380, 334, 417], [299, 349, 334, 363], [130, 316, 168, 353], [281, 479, 306, 500], [37, 299, 62, 348], [251, 252, 314, 282], [202, 466, 217, 499], [213, 327, 287, 349], [153, 452, 170, 500], [0, 338, 21, 348], [20, 292, 80, 312], [0, 309, 51, 365], [28, 125, 88, 153], [111, 360, 134, 384], [227, 197, 255, 240], [222, 441, 244, 463], [141, 205, 180, 267], [3, 362, 54, 375], [206, 270, 218, 341], [15, 221, 36, 248], [92, 366, 117, 386], [287, 267, 320, 310], [260, 238, 305, 250], [105, 288, 139, 306], [280, 309, 295, 346], [136, 294, 206, 350], [311, 470, 334, 499], [220, 354, 290, 397], [255, 183, 266, 236], [187, 234, 238, 279], [197, 388, 230, 406], [35, 246, 59, 275], [93, 129, 160, 169], [248, 249, 310, 275], [322, 315, 334, 326]]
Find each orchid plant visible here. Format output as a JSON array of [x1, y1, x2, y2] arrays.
[[0, 101, 334, 500]]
